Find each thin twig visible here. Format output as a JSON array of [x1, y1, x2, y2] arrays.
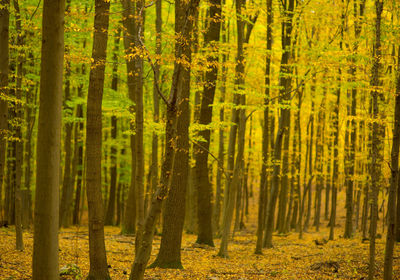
[[190, 139, 230, 179]]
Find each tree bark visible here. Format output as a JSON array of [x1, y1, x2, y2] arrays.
[[12, 0, 24, 249], [368, 1, 383, 279], [0, 0, 9, 224], [194, 0, 222, 246], [32, 0, 65, 278], [383, 46, 400, 280], [105, 28, 121, 226], [263, 0, 294, 248], [150, 0, 195, 267], [129, 0, 200, 277], [85, 0, 111, 278], [121, 0, 138, 235]]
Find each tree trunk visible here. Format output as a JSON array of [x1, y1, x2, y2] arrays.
[[59, 56, 73, 228], [105, 28, 121, 226], [304, 76, 315, 232], [263, 0, 294, 248], [121, 0, 138, 236], [368, 1, 383, 279], [150, 0, 194, 267], [85, 0, 111, 278], [194, 0, 221, 246], [383, 46, 400, 280], [0, 0, 9, 224], [32, 0, 65, 278], [12, 0, 24, 249], [313, 86, 326, 232], [213, 9, 228, 235], [128, 0, 200, 277], [255, 6, 273, 246], [72, 21, 87, 225], [150, 0, 161, 224]]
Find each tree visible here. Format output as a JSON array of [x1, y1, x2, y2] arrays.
[[150, 0, 195, 267], [85, 0, 111, 278], [263, 0, 295, 249], [255, 0, 272, 255], [383, 46, 400, 280], [12, 0, 24, 250], [218, 0, 257, 257], [32, 0, 65, 278], [129, 0, 200, 276], [0, 0, 9, 225], [105, 28, 121, 226], [368, 1, 383, 279], [59, 1, 74, 229], [194, 0, 222, 247]]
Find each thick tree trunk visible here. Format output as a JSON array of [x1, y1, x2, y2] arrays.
[[85, 0, 111, 278], [194, 0, 221, 246], [150, 0, 194, 267], [129, 1, 200, 277], [32, 0, 65, 278]]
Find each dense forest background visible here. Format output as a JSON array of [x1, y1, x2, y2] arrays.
[[0, 0, 400, 279]]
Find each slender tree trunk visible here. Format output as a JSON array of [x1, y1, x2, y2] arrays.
[[213, 10, 228, 235], [383, 46, 400, 280], [85, 0, 111, 278], [304, 77, 315, 232], [133, 0, 145, 252], [218, 0, 257, 257], [263, 0, 295, 248], [313, 87, 326, 232], [277, 112, 290, 234], [11, 0, 24, 250], [105, 28, 121, 226], [150, 0, 161, 222], [0, 0, 9, 224], [59, 54, 73, 228], [32, 0, 65, 278], [293, 86, 302, 232], [59, 0, 74, 228], [24, 52, 36, 226], [329, 73, 341, 241], [72, 62, 85, 226], [121, 0, 137, 235], [255, 4, 273, 247], [368, 2, 383, 279]]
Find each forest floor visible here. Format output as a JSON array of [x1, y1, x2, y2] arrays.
[[1, 219, 400, 280]]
